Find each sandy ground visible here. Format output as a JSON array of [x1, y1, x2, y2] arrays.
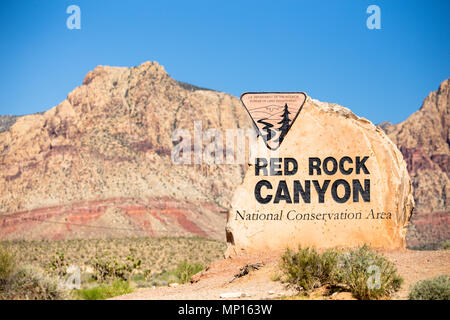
[[113, 249, 450, 300]]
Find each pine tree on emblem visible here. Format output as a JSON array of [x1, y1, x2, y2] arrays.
[[276, 103, 291, 143]]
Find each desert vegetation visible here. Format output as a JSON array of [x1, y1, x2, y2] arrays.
[[0, 244, 66, 299], [74, 280, 133, 300], [279, 245, 403, 300], [0, 237, 225, 299], [408, 275, 450, 300]]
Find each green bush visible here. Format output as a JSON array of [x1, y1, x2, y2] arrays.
[[153, 269, 178, 286], [48, 251, 68, 277], [0, 245, 16, 282], [319, 248, 342, 284], [149, 261, 204, 286], [175, 261, 204, 284], [279, 245, 403, 299], [92, 256, 141, 282], [408, 275, 450, 300], [280, 247, 339, 292], [337, 245, 403, 300], [441, 240, 450, 250], [75, 280, 132, 300]]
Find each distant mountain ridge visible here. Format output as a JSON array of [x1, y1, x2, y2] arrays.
[[379, 78, 449, 249], [0, 62, 251, 240], [0, 111, 46, 133]]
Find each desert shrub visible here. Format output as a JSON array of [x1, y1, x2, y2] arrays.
[[175, 261, 204, 284], [143, 269, 152, 281], [0, 245, 16, 283], [441, 240, 450, 250], [92, 256, 141, 282], [408, 275, 450, 300], [280, 245, 403, 299], [149, 261, 204, 286], [0, 265, 66, 300], [337, 245, 403, 300], [74, 280, 132, 300], [280, 247, 339, 292], [48, 251, 68, 276], [319, 248, 342, 284], [153, 269, 178, 286]]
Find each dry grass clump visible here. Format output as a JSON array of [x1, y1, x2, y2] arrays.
[[408, 275, 450, 300], [0, 245, 66, 300], [280, 245, 403, 300]]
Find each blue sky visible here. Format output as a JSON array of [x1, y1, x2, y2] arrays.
[[0, 0, 449, 124]]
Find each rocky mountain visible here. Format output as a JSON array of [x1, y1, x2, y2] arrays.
[[0, 62, 251, 240], [380, 79, 449, 249], [1, 61, 447, 247]]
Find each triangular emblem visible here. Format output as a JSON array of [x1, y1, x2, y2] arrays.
[[240, 92, 307, 150]]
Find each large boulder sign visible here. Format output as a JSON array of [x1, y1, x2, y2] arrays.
[[225, 93, 414, 256]]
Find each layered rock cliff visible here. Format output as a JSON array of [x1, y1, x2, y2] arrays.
[[380, 79, 449, 249]]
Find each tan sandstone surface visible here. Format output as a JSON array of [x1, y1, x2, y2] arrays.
[[225, 96, 414, 255]]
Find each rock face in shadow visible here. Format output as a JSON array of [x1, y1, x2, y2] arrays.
[[225, 97, 414, 256], [0, 62, 251, 240], [381, 79, 449, 249]]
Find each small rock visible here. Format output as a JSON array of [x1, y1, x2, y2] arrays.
[[267, 290, 275, 295], [220, 292, 245, 299], [169, 283, 179, 288]]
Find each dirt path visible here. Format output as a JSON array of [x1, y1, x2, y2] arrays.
[[113, 249, 450, 300], [383, 250, 450, 299]]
